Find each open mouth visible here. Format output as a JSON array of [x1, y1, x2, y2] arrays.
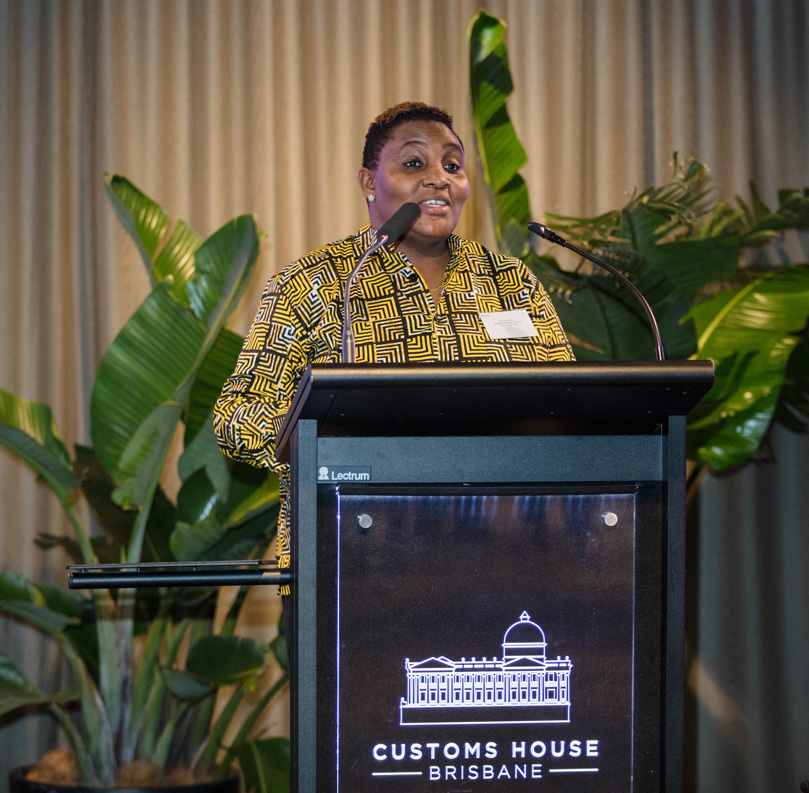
[[420, 198, 450, 211]]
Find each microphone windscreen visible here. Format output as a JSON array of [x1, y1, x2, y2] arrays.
[[527, 222, 563, 244], [377, 202, 421, 244]]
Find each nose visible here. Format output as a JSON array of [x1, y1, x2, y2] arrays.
[[422, 162, 449, 189]]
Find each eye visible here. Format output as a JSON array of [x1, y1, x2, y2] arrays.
[[444, 162, 462, 173], [404, 159, 423, 169]]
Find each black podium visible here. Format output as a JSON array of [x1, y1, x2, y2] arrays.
[[276, 360, 714, 793]]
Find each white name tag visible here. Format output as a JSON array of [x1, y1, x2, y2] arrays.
[[479, 309, 538, 340]]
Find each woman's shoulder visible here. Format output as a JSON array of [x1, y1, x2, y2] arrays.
[[452, 235, 532, 276], [272, 228, 365, 288]]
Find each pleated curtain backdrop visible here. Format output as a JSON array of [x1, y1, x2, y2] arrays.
[[1, 1, 808, 790]]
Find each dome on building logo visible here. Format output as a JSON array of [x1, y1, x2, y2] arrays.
[[502, 611, 547, 660]]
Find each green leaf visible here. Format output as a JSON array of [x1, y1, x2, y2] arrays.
[[234, 738, 290, 793], [468, 12, 531, 245], [0, 653, 77, 718], [153, 219, 203, 303], [112, 402, 184, 510], [36, 584, 87, 620], [74, 444, 134, 544], [92, 211, 260, 516], [552, 267, 696, 361], [104, 175, 204, 303], [161, 668, 215, 701], [226, 469, 280, 527], [184, 328, 244, 444], [1, 600, 80, 632], [270, 633, 287, 672], [185, 216, 260, 331], [179, 418, 231, 498], [0, 570, 44, 605], [176, 507, 279, 564], [177, 468, 222, 526], [0, 389, 80, 499], [68, 447, 177, 562], [90, 283, 206, 496], [620, 203, 674, 249], [687, 266, 809, 469], [777, 324, 809, 430], [186, 636, 267, 685], [104, 175, 169, 277], [642, 235, 740, 302]]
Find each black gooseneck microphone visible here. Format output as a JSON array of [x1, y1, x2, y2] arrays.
[[342, 202, 421, 363], [527, 222, 666, 362]]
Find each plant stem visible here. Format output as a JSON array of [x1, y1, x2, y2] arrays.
[[216, 672, 288, 779], [46, 703, 96, 785], [194, 685, 246, 773]]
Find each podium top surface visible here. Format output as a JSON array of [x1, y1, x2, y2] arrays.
[[275, 360, 714, 462]]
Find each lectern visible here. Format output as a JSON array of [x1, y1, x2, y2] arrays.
[[276, 360, 714, 793]]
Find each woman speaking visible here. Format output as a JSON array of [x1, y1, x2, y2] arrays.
[[214, 101, 574, 585]]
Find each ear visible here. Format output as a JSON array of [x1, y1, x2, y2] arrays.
[[357, 167, 376, 199]]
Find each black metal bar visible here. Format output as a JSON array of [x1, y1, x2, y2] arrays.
[[69, 570, 292, 589], [66, 559, 275, 570], [665, 413, 687, 793], [292, 418, 319, 793]]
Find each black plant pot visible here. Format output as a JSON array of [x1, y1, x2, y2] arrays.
[[9, 768, 240, 793]]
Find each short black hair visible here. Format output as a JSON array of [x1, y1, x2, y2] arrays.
[[361, 101, 463, 170]]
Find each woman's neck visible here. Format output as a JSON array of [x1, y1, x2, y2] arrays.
[[396, 237, 451, 292]]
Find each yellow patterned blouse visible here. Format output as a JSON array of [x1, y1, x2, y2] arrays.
[[214, 223, 574, 586]]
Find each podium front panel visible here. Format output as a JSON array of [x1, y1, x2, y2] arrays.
[[312, 484, 663, 793], [285, 366, 713, 793]]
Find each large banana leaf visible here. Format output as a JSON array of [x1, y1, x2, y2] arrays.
[[468, 11, 531, 256], [90, 216, 259, 511], [641, 235, 740, 302], [104, 175, 167, 272], [90, 285, 204, 497], [776, 324, 809, 430], [0, 389, 80, 501], [185, 327, 244, 444], [553, 268, 696, 361], [687, 266, 809, 469], [153, 220, 202, 303], [104, 175, 202, 302], [186, 216, 260, 331]]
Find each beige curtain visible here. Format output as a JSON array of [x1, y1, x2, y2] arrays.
[[2, 0, 808, 789]]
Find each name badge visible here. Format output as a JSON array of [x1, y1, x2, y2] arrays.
[[479, 309, 538, 340]]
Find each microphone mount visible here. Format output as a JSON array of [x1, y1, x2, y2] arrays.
[[527, 222, 666, 362], [342, 202, 421, 364]]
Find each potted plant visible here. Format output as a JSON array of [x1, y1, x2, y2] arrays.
[[467, 11, 809, 474], [0, 177, 289, 791]]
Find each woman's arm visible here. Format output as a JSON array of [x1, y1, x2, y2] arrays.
[[213, 273, 313, 470]]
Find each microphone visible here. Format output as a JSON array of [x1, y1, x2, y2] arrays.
[[377, 202, 421, 246], [342, 202, 421, 363], [527, 221, 666, 361]]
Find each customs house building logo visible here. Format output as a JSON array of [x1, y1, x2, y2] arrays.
[[399, 611, 573, 726]]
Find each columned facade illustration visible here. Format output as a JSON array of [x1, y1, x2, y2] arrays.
[[400, 612, 573, 725]]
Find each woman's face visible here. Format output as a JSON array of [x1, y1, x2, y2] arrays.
[[358, 120, 470, 249]]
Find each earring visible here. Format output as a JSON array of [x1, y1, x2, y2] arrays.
[[368, 194, 375, 202]]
